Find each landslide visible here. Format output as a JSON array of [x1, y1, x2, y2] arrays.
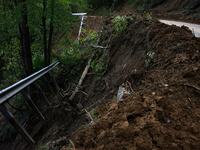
[[151, 0, 200, 23], [72, 16, 200, 149], [115, 0, 200, 24]]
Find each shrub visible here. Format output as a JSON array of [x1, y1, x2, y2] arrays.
[[111, 16, 133, 35]]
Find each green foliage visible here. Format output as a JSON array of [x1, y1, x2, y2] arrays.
[[80, 30, 98, 44], [51, 42, 89, 84], [90, 107, 99, 121], [111, 16, 133, 35], [91, 50, 108, 75], [32, 53, 44, 72], [0, 38, 23, 89], [68, 142, 73, 149], [182, 6, 189, 13], [145, 51, 155, 67], [137, 5, 145, 12], [91, 50, 108, 84], [128, 0, 139, 7], [91, 58, 103, 74], [0, 0, 88, 89], [38, 142, 51, 150], [145, 12, 153, 20]]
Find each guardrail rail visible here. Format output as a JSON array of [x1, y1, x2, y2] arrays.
[[0, 61, 60, 144]]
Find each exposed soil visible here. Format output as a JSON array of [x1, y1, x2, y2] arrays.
[[71, 15, 200, 150], [69, 16, 111, 41], [114, 0, 200, 24]]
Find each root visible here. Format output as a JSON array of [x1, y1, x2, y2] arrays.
[[82, 109, 95, 122], [188, 107, 200, 118], [69, 139, 76, 150], [79, 91, 88, 96], [126, 81, 134, 93], [184, 83, 200, 91], [91, 138, 98, 145]]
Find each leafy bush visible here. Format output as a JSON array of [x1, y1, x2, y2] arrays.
[[32, 53, 44, 72], [80, 30, 98, 44], [145, 12, 153, 20], [111, 16, 133, 35], [51, 42, 90, 84], [0, 38, 23, 87], [91, 50, 108, 75]]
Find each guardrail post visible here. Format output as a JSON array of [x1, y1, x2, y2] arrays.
[[21, 90, 45, 120], [42, 76, 56, 97], [33, 82, 50, 106], [48, 71, 60, 92], [0, 104, 35, 145]]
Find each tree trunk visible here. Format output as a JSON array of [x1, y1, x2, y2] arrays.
[[13, 0, 26, 76], [3, 0, 6, 19], [19, 0, 33, 76], [43, 0, 48, 66], [47, 0, 55, 66]]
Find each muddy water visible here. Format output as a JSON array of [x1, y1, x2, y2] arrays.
[[159, 19, 200, 37]]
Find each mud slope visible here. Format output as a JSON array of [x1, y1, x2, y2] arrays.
[[73, 16, 200, 149]]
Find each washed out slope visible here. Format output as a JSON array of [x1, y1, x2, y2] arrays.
[[74, 16, 200, 149]]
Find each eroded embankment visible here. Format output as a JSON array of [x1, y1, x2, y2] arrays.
[[72, 17, 200, 149]]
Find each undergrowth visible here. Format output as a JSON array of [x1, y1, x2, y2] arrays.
[[52, 42, 91, 84], [90, 106, 99, 121], [145, 51, 155, 67], [111, 15, 133, 35]]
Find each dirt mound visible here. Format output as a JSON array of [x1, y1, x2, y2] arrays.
[[73, 16, 200, 149], [75, 91, 200, 149]]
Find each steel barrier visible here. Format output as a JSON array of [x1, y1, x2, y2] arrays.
[[0, 61, 60, 144]]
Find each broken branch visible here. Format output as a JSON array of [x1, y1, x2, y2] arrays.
[[91, 45, 107, 49], [69, 139, 76, 150], [69, 52, 95, 101], [82, 109, 95, 122]]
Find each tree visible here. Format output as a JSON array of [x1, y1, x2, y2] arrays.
[[43, 0, 48, 66], [0, 0, 88, 88], [47, 0, 55, 66], [19, 0, 33, 76]]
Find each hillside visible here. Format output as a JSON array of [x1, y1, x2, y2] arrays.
[[72, 16, 200, 149], [1, 1, 200, 150], [113, 0, 200, 24]]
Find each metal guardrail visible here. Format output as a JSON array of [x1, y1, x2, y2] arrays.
[[0, 61, 60, 144]]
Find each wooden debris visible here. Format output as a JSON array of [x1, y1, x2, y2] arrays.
[[82, 109, 95, 122], [69, 52, 95, 101]]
